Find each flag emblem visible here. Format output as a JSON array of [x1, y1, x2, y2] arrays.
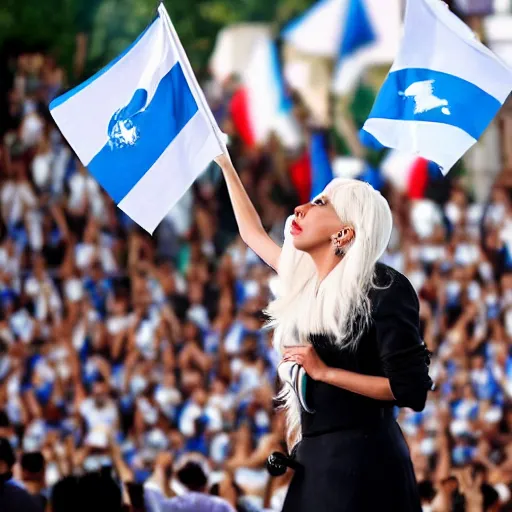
[[107, 89, 147, 149], [399, 80, 451, 116]]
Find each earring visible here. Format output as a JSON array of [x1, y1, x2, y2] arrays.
[[331, 230, 346, 257]]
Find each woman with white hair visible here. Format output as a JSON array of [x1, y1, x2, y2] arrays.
[[215, 153, 434, 511]]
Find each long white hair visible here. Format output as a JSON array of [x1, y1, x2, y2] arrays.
[[265, 178, 393, 448]]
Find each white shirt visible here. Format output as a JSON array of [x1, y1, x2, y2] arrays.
[[79, 397, 119, 431], [75, 243, 117, 272], [1, 181, 37, 224], [144, 487, 236, 512], [68, 173, 100, 211], [24, 275, 62, 320], [106, 313, 136, 336], [179, 402, 223, 437], [410, 200, 443, 239]]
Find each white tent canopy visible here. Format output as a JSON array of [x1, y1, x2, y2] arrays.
[[209, 23, 272, 83]]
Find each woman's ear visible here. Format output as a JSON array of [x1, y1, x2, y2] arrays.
[[331, 226, 354, 257], [338, 227, 355, 243]]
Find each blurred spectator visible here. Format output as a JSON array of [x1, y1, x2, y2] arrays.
[[20, 451, 48, 508], [50, 470, 124, 512], [0, 437, 43, 511], [145, 458, 235, 512]]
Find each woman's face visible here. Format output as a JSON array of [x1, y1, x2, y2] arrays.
[[291, 196, 345, 253]]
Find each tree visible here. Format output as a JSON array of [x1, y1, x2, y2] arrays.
[[0, 0, 317, 76], [0, 0, 76, 61]]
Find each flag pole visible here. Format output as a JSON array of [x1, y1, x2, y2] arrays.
[[158, 3, 226, 153]]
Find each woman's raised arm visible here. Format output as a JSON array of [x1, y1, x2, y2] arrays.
[[215, 153, 281, 271]]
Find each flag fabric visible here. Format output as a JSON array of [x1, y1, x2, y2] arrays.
[[287, 132, 335, 203], [282, 0, 400, 94], [357, 164, 384, 191], [230, 37, 302, 149], [379, 150, 440, 199], [360, 0, 512, 175], [50, 4, 224, 234], [289, 151, 312, 204], [229, 87, 255, 145], [310, 131, 334, 199], [282, 0, 344, 57], [332, 0, 376, 95], [407, 157, 430, 199]]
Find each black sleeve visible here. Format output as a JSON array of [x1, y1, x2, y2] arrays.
[[373, 272, 433, 412]]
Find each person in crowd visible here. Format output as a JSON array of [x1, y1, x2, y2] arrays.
[[20, 451, 48, 509], [144, 458, 236, 512], [0, 437, 44, 511], [50, 470, 125, 512]]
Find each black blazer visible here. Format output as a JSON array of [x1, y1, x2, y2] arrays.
[[301, 263, 434, 437]]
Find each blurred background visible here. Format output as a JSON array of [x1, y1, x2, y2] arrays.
[[1, 0, 512, 511]]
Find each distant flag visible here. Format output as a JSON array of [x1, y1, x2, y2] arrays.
[[282, 0, 400, 94], [310, 131, 334, 198], [332, 0, 376, 95], [360, 0, 512, 175], [229, 37, 302, 149], [49, 4, 225, 234], [289, 151, 312, 205], [282, 0, 344, 57], [406, 157, 430, 199], [288, 131, 334, 203], [380, 150, 439, 199], [357, 163, 384, 191]]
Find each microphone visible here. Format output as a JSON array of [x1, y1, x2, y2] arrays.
[[266, 451, 302, 477]]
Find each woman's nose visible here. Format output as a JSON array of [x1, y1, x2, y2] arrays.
[[294, 203, 311, 218]]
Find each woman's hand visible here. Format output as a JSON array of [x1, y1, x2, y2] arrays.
[[214, 152, 232, 170], [282, 345, 328, 381]]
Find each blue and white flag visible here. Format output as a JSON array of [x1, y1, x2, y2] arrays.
[[361, 0, 512, 174], [50, 4, 224, 233], [282, 0, 400, 94], [310, 131, 334, 199], [332, 0, 376, 95], [282, 0, 342, 57]]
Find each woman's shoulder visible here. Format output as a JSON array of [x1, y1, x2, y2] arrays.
[[371, 263, 419, 310]]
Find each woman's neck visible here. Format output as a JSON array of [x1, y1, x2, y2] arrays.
[[308, 246, 342, 284]]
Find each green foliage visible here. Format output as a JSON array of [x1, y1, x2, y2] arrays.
[[0, 0, 76, 65], [0, 0, 317, 76]]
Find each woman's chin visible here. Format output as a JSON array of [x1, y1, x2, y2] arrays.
[[292, 239, 310, 253]]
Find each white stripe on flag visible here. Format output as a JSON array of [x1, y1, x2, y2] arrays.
[[363, 118, 476, 172], [391, 0, 512, 102], [118, 112, 221, 233]]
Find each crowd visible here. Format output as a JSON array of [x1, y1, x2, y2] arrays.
[[1, 4, 512, 511]]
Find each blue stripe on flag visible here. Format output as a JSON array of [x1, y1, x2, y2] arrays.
[[87, 62, 198, 204], [270, 42, 292, 112], [366, 68, 501, 140], [359, 128, 384, 150], [310, 132, 334, 199], [50, 18, 159, 111], [339, 0, 376, 59]]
